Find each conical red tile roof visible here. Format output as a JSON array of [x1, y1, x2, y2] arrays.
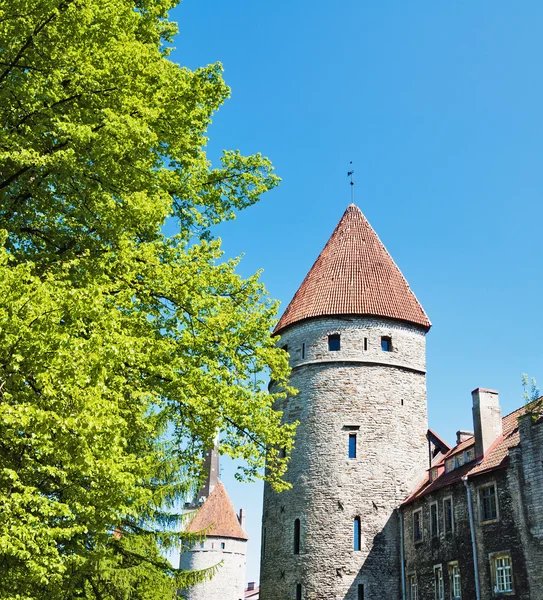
[[275, 204, 430, 333], [185, 482, 248, 540]]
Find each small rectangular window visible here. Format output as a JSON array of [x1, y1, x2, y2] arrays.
[[381, 336, 392, 351], [430, 502, 439, 538], [449, 563, 462, 599], [433, 565, 444, 600], [293, 519, 300, 554], [296, 583, 302, 600], [409, 575, 418, 600], [364, 337, 368, 351], [413, 509, 423, 543], [443, 497, 454, 533], [479, 484, 498, 522], [353, 517, 361, 551], [349, 433, 357, 458], [491, 554, 513, 593], [328, 334, 340, 351], [357, 584, 364, 600], [221, 542, 225, 549], [301, 343, 305, 359]]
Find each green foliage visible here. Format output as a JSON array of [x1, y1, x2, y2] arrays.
[[0, 1, 296, 597], [522, 373, 540, 404]]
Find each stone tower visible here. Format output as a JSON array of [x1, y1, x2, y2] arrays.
[[180, 447, 248, 600], [260, 205, 431, 600]]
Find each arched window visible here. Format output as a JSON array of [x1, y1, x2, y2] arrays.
[[294, 518, 301, 554], [353, 517, 361, 551]]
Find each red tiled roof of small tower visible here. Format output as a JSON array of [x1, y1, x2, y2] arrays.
[[185, 482, 248, 540], [274, 204, 431, 333]]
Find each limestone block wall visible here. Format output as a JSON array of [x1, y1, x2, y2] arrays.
[[260, 316, 428, 600], [179, 537, 247, 600]]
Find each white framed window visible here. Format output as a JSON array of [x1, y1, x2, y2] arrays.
[[413, 508, 423, 543], [430, 501, 439, 537], [478, 482, 499, 523], [443, 496, 454, 534], [454, 453, 464, 468], [449, 562, 462, 599], [408, 574, 418, 600], [490, 552, 514, 594], [434, 564, 444, 600]]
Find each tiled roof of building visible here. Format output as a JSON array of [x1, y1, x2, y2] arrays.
[[274, 204, 430, 334], [403, 402, 537, 505], [185, 482, 248, 540]]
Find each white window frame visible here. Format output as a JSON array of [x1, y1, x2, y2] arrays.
[[478, 481, 499, 524], [443, 495, 454, 534], [490, 552, 514, 595], [430, 501, 439, 538], [433, 564, 444, 600], [448, 562, 462, 599], [413, 508, 423, 543], [408, 573, 418, 600]]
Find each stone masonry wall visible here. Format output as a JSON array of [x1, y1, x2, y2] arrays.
[[508, 414, 543, 599], [179, 537, 247, 600], [402, 469, 531, 600], [260, 316, 428, 600]]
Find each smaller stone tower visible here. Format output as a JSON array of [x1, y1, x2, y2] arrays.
[[180, 447, 248, 600]]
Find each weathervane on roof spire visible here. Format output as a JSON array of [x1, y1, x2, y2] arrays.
[[347, 161, 355, 204]]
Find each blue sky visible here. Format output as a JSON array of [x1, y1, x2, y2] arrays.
[[168, 0, 543, 584]]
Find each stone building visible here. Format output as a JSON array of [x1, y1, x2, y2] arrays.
[[259, 204, 543, 599], [260, 204, 432, 600], [179, 446, 248, 600], [401, 388, 543, 600]]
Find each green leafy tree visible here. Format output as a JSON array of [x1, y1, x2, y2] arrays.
[[0, 1, 295, 598]]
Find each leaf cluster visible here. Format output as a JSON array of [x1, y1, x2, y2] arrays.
[[0, 1, 296, 597]]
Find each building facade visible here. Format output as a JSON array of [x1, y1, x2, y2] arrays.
[[259, 204, 543, 599], [260, 204, 431, 600], [401, 389, 543, 600]]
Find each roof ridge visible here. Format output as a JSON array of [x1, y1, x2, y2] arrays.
[[185, 481, 248, 540]]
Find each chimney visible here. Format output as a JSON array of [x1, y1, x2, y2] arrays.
[[472, 388, 502, 458], [456, 430, 474, 445], [247, 582, 255, 591]]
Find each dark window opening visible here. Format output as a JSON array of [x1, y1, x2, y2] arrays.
[[353, 517, 361, 551], [381, 336, 392, 352], [444, 498, 453, 533], [349, 433, 357, 459], [221, 542, 225, 549], [364, 337, 368, 351], [328, 334, 341, 351], [281, 344, 288, 353], [358, 584, 365, 600], [413, 510, 423, 542], [293, 518, 300, 554], [430, 503, 439, 537], [301, 343, 305, 359], [480, 485, 498, 521], [401, 399, 404, 406], [296, 584, 302, 600]]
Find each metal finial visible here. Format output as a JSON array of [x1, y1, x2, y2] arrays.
[[347, 161, 355, 204]]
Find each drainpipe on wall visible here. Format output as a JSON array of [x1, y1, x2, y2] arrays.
[[462, 476, 481, 600], [397, 508, 406, 600]]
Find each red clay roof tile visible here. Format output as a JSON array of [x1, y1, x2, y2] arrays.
[[185, 482, 248, 540], [403, 401, 540, 504], [274, 204, 430, 334]]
